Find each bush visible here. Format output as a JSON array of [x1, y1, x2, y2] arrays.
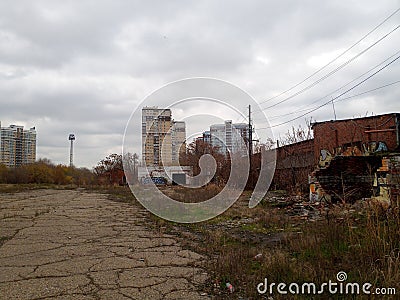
[[0, 159, 95, 186]]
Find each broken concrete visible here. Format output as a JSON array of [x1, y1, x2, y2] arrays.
[[0, 189, 209, 299]]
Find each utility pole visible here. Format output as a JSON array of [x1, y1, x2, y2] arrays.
[[133, 153, 138, 183], [248, 105, 253, 177]]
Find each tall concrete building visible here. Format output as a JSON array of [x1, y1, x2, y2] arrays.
[[210, 120, 248, 155], [202, 131, 211, 144], [196, 131, 211, 145], [0, 123, 36, 167], [210, 123, 226, 153], [171, 121, 186, 165], [141, 107, 186, 166]]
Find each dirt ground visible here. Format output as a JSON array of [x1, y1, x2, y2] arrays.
[[0, 189, 209, 300]]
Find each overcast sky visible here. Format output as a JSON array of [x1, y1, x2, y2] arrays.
[[1, 0, 399, 168]]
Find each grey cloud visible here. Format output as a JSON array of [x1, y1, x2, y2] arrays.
[[0, 0, 399, 167]]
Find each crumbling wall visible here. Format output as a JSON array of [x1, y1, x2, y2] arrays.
[[269, 113, 399, 201], [388, 156, 400, 206], [312, 113, 399, 164], [310, 156, 381, 203], [309, 113, 399, 203], [273, 139, 314, 192]]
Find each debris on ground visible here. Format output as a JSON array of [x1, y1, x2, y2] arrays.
[[254, 253, 263, 260], [226, 282, 234, 293]]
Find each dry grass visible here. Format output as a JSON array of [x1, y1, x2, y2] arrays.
[[158, 184, 221, 203], [197, 200, 400, 299], [101, 186, 400, 298]]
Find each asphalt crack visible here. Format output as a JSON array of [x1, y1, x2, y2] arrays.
[[0, 189, 209, 300]]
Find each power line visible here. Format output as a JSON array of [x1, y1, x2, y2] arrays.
[[259, 24, 400, 110], [334, 80, 400, 103], [266, 80, 400, 121], [270, 54, 400, 127], [267, 49, 400, 120], [259, 7, 400, 105], [257, 53, 400, 129], [234, 106, 249, 124]]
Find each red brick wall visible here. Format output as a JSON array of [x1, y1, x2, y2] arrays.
[[389, 156, 400, 206], [269, 113, 399, 193], [273, 139, 315, 192], [312, 113, 399, 163], [276, 139, 315, 159]]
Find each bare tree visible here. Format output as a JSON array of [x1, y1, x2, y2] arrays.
[[279, 118, 313, 146], [123, 152, 139, 184], [182, 140, 228, 185], [94, 153, 123, 184]]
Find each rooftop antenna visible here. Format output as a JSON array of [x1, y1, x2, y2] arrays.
[[68, 133, 75, 167]]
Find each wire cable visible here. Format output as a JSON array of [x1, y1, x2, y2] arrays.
[[265, 49, 400, 119], [255, 49, 400, 121], [259, 7, 400, 105], [257, 53, 400, 129], [259, 24, 400, 110], [267, 80, 400, 120]]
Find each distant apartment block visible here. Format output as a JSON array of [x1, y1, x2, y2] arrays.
[[171, 121, 186, 165], [0, 122, 36, 167], [196, 131, 212, 145], [202, 131, 211, 144], [209, 120, 249, 155], [141, 107, 186, 166]]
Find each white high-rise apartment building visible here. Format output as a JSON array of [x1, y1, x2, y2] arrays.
[[171, 121, 186, 165], [210, 123, 226, 153], [210, 120, 248, 155], [0, 122, 36, 167]]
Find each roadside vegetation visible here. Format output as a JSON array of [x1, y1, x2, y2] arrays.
[[0, 158, 95, 186], [102, 186, 399, 299]]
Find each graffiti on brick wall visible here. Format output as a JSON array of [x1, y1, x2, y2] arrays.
[[372, 156, 400, 205], [318, 149, 333, 168], [309, 173, 331, 203], [342, 145, 363, 156], [363, 141, 388, 154], [318, 141, 388, 169], [388, 156, 400, 204]]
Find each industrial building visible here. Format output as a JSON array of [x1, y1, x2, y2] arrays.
[[0, 123, 36, 167], [270, 113, 400, 204]]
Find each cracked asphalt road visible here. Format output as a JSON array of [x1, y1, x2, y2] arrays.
[[0, 189, 209, 300]]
